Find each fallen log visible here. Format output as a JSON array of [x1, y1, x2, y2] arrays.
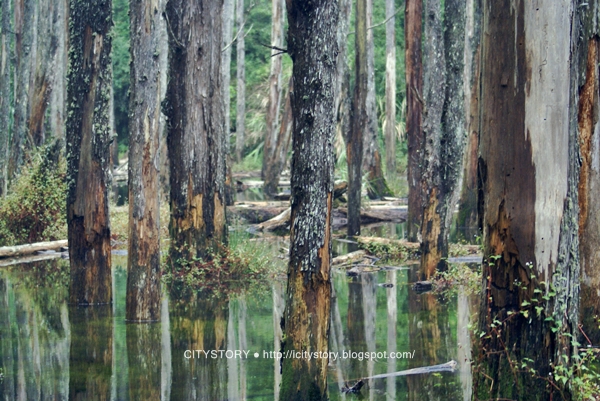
[[0, 252, 64, 267], [0, 240, 69, 259], [354, 236, 480, 258], [331, 250, 366, 266], [228, 205, 289, 224], [338, 207, 407, 223]]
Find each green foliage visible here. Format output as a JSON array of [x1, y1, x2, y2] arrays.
[[162, 227, 284, 300], [434, 262, 481, 296], [0, 145, 67, 246], [112, 0, 130, 148]]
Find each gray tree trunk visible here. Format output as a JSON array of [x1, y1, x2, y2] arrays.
[[222, 0, 235, 205], [280, 1, 338, 399], [475, 1, 585, 398], [49, 0, 67, 140], [334, 0, 352, 160], [164, 0, 227, 262], [262, 0, 285, 196], [126, 0, 163, 322], [384, 0, 396, 179], [66, 0, 113, 305], [0, 0, 11, 196], [9, 0, 35, 178], [347, 0, 367, 236], [235, 0, 245, 163]]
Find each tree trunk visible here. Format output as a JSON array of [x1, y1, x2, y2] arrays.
[[235, 0, 245, 163], [164, 0, 227, 262], [66, 0, 113, 305], [49, 0, 68, 140], [334, 0, 352, 162], [363, 0, 391, 200], [126, 0, 163, 322], [418, 0, 446, 279], [280, 1, 338, 399], [0, 0, 11, 196], [347, 0, 367, 236], [223, 0, 235, 206], [264, 77, 293, 197], [475, 1, 583, 398], [9, 0, 35, 179], [384, 0, 396, 180], [262, 0, 285, 194], [578, 20, 600, 345], [455, 0, 482, 242], [405, 0, 424, 242]]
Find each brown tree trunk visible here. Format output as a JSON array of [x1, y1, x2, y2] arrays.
[[347, 0, 366, 236], [66, 0, 113, 305], [419, 0, 446, 279], [405, 0, 424, 242], [126, 0, 163, 322], [164, 0, 227, 263], [235, 0, 245, 163], [262, 0, 285, 194], [9, 0, 35, 179], [0, 0, 11, 196], [475, 1, 583, 398], [384, 0, 396, 180], [280, 1, 338, 399], [263, 77, 293, 197]]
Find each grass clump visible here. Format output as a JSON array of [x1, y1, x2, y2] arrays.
[[0, 143, 66, 246]]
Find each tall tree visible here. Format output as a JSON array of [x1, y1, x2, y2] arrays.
[[347, 0, 366, 236], [405, 0, 424, 242], [222, 0, 236, 206], [419, 0, 467, 278], [363, 0, 391, 200], [49, 0, 68, 140], [334, 0, 352, 161], [126, 0, 163, 322], [262, 0, 285, 197], [0, 0, 11, 196], [279, 0, 338, 399], [164, 0, 227, 262], [66, 0, 113, 305], [9, 0, 35, 179], [384, 0, 396, 179], [475, 1, 586, 398], [235, 0, 245, 163]]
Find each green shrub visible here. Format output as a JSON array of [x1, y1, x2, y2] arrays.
[[0, 144, 67, 246]]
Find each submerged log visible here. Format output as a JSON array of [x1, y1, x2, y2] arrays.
[[0, 240, 69, 258]]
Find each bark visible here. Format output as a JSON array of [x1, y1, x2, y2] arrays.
[[578, 10, 600, 345], [263, 77, 293, 197], [475, 1, 583, 398], [0, 0, 10, 196], [280, 1, 338, 400], [384, 0, 396, 179], [405, 0, 424, 242], [126, 0, 163, 322], [262, 0, 285, 186], [347, 0, 366, 236], [334, 0, 352, 150], [164, 0, 227, 262], [49, 0, 68, 140], [223, 0, 235, 206], [66, 0, 113, 305], [9, 0, 35, 179], [363, 0, 391, 200], [455, 0, 482, 241], [235, 0, 245, 163], [419, 0, 446, 279]]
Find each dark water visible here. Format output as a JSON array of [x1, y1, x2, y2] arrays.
[[0, 254, 475, 400]]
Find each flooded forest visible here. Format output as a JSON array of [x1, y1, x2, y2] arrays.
[[1, 0, 600, 400]]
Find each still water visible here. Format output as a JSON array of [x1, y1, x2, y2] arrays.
[[0, 254, 475, 400]]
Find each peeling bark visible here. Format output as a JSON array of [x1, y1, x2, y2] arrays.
[[280, 1, 338, 399], [405, 0, 424, 242], [126, 0, 163, 322], [475, 1, 582, 398], [66, 0, 113, 305], [164, 0, 227, 262]]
